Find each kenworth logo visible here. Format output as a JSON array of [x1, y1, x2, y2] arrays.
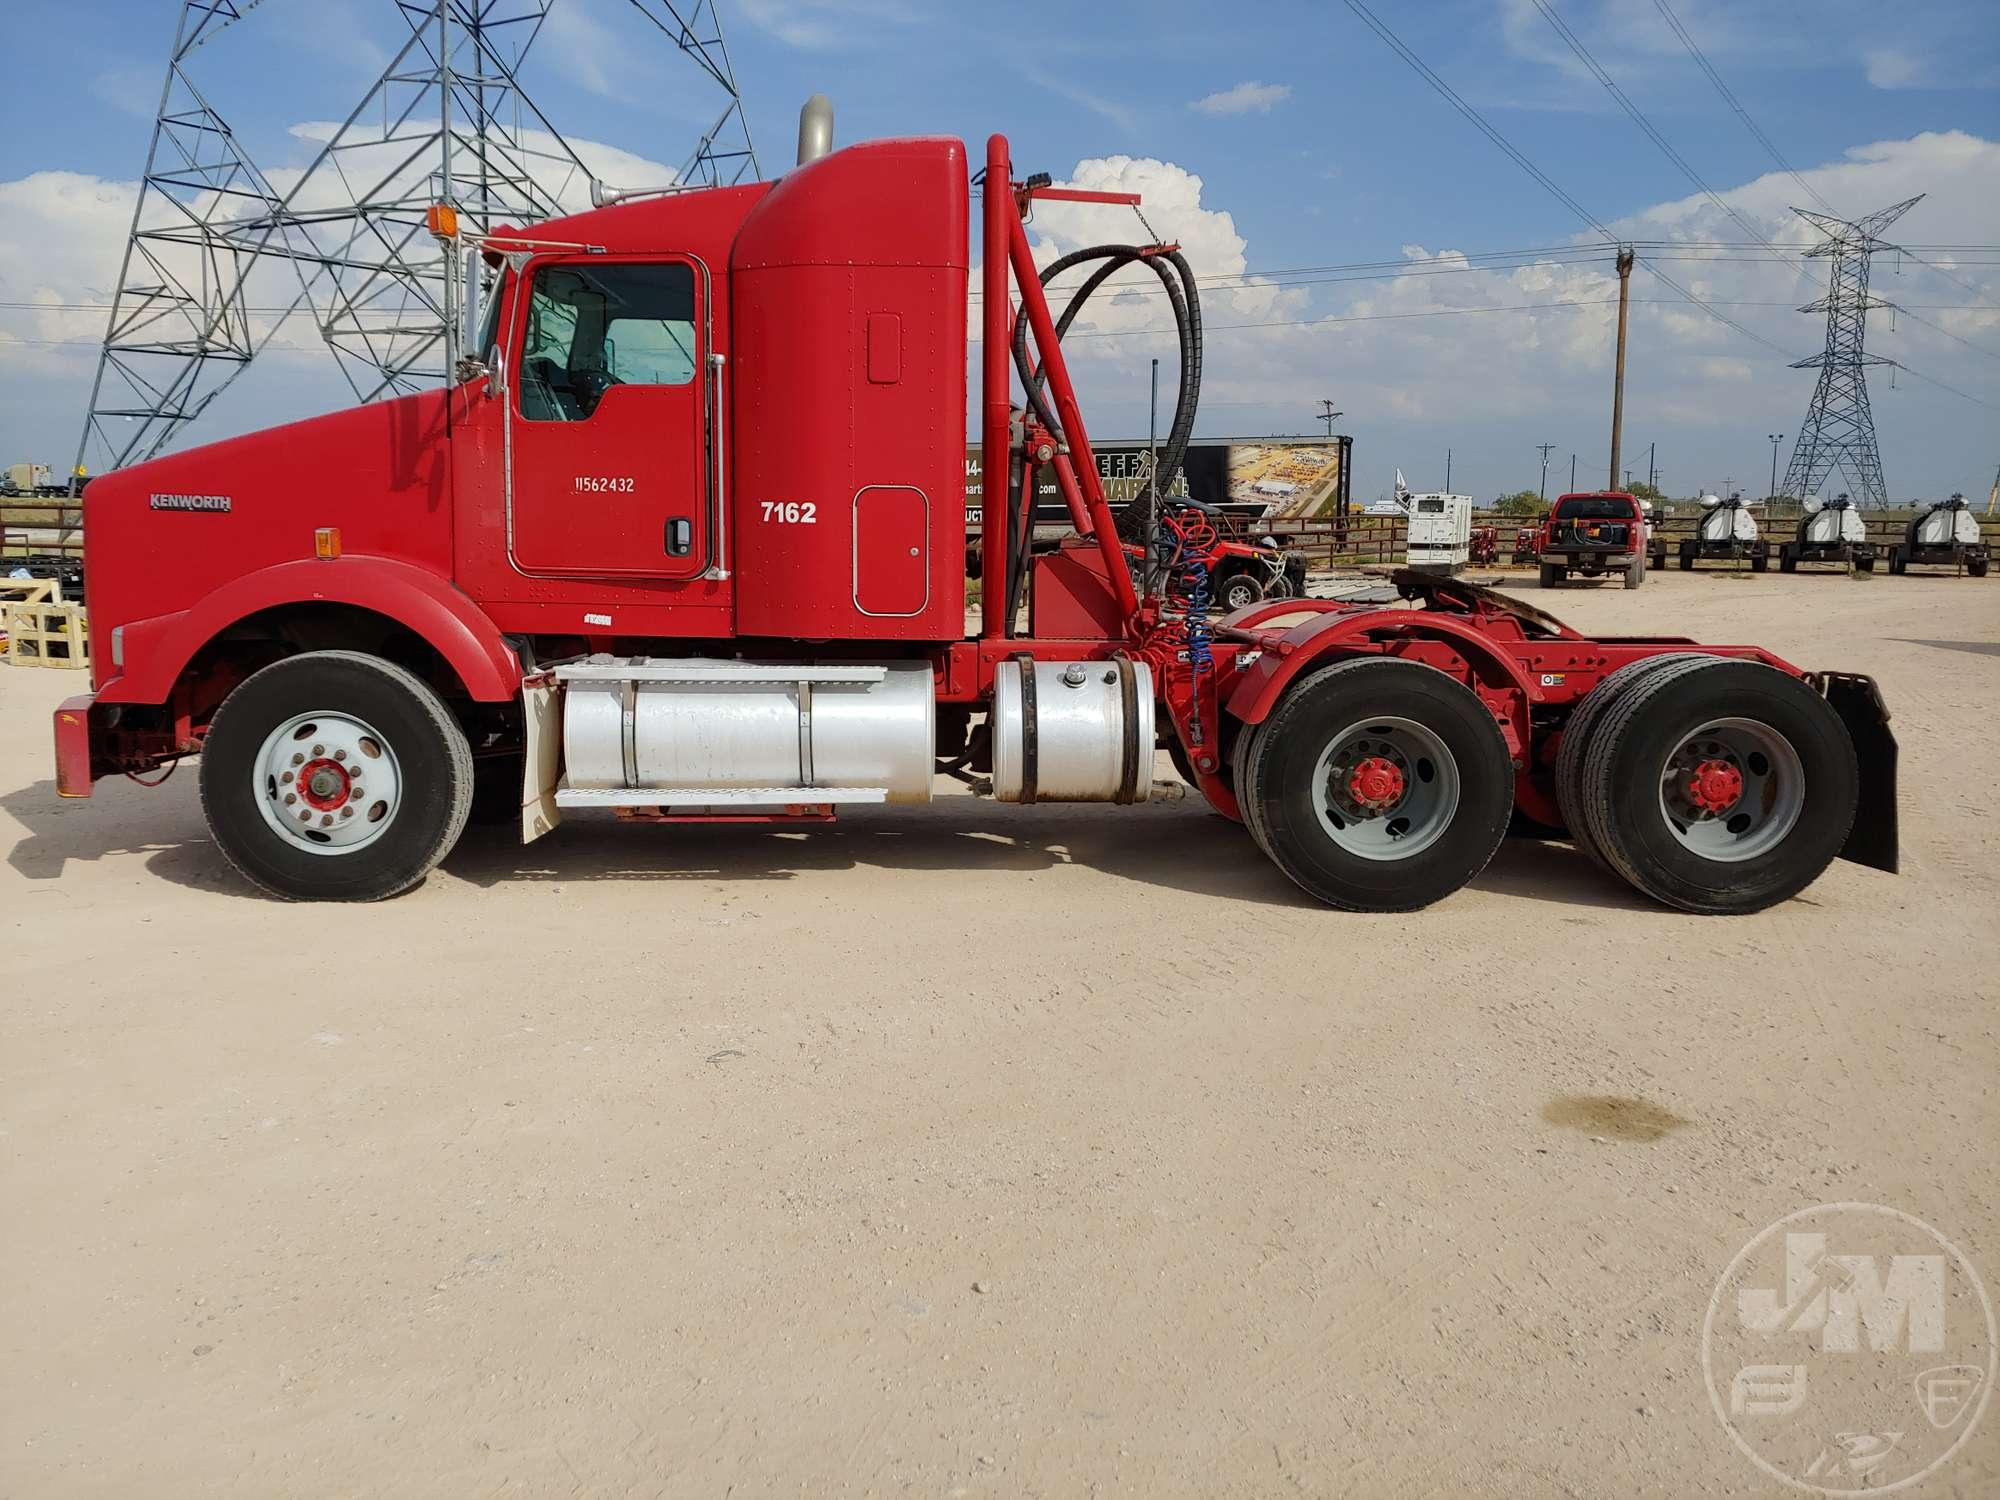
[[149, 493, 232, 512]]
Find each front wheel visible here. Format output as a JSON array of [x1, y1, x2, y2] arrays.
[[1216, 569, 1267, 612], [1624, 554, 1645, 589], [1538, 562, 1565, 588], [1243, 658, 1514, 911], [198, 651, 475, 901]]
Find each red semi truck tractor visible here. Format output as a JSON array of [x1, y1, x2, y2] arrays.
[[53, 116, 1898, 912]]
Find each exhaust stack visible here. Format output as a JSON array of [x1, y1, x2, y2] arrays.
[[796, 94, 834, 165]]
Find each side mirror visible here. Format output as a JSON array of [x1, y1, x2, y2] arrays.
[[486, 345, 506, 402]]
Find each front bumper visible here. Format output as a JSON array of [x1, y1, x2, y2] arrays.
[[1541, 551, 1635, 567], [54, 695, 96, 797]]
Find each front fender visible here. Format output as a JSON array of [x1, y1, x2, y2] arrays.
[[100, 555, 520, 704]]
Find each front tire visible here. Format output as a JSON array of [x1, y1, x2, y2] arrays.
[[198, 651, 475, 901], [1216, 569, 1266, 612], [1244, 658, 1514, 911], [1538, 562, 1565, 588], [1624, 553, 1645, 589]]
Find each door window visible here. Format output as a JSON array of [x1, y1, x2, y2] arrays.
[[517, 262, 697, 422]]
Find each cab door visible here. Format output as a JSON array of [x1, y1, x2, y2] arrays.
[[507, 255, 710, 578]]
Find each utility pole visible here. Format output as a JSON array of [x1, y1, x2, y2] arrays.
[[1723, 475, 1737, 500], [1767, 432, 1784, 499], [1608, 244, 1635, 490], [1536, 442, 1555, 499], [1445, 448, 1452, 493], [1646, 441, 1656, 494], [1317, 399, 1342, 438], [1569, 453, 1577, 492]]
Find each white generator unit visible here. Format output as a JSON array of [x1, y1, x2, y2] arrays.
[[1679, 494, 1770, 572], [1803, 494, 1867, 547], [1403, 491, 1474, 574], [1782, 493, 1876, 573], [1890, 494, 1990, 576]]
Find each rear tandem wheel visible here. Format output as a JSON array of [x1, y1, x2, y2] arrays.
[[1239, 658, 1514, 911], [1567, 656, 1858, 913]]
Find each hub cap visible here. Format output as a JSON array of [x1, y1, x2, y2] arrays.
[[1658, 717, 1803, 863], [253, 711, 402, 855], [1312, 717, 1460, 861]]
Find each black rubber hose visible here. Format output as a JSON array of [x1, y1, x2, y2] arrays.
[[1009, 244, 1203, 533]]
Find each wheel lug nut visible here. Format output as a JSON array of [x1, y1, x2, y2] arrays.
[[333, 749, 347, 761], [298, 810, 311, 822], [281, 770, 293, 784], [340, 807, 353, 819], [321, 814, 333, 827], [284, 793, 297, 805], [291, 753, 304, 766]]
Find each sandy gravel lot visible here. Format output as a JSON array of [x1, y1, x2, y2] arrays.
[[3, 568, 1996, 1497]]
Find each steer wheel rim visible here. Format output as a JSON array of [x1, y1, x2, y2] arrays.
[[1657, 716, 1804, 863], [1312, 716, 1461, 861], [253, 710, 403, 856]]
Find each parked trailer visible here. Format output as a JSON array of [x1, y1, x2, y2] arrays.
[[1679, 493, 1770, 572], [1889, 494, 1988, 577], [1780, 493, 1875, 574], [51, 107, 1897, 914]]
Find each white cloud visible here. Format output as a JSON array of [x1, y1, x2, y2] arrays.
[[1862, 47, 1924, 89], [1188, 81, 1291, 117], [1005, 133, 2000, 500]]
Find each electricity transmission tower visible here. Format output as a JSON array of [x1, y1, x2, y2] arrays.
[[75, 0, 758, 484], [1778, 196, 1921, 507]]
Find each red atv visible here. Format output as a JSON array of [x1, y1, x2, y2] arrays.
[[1121, 496, 1307, 612]]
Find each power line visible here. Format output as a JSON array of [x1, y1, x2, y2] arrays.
[[1338, 0, 1794, 358], [1649, 0, 1834, 214], [1528, 0, 1997, 369]]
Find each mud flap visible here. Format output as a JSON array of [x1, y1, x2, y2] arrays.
[[520, 672, 563, 844], [1821, 672, 1897, 874]]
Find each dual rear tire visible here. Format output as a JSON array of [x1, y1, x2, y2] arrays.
[[1554, 656, 1857, 913], [1234, 659, 1514, 911]]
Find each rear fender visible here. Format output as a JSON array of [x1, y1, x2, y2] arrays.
[[1820, 671, 1898, 874], [1225, 607, 1538, 759]]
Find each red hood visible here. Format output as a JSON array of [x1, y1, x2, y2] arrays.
[[84, 390, 459, 680]]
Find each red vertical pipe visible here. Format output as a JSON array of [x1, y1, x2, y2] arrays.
[[980, 135, 1012, 640], [1006, 213, 1139, 622]]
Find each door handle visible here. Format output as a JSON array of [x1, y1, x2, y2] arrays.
[[665, 517, 692, 556]]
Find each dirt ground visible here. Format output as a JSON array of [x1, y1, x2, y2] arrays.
[[3, 568, 1996, 1497]]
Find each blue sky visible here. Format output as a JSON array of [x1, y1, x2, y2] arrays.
[[2, 0, 1996, 502]]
